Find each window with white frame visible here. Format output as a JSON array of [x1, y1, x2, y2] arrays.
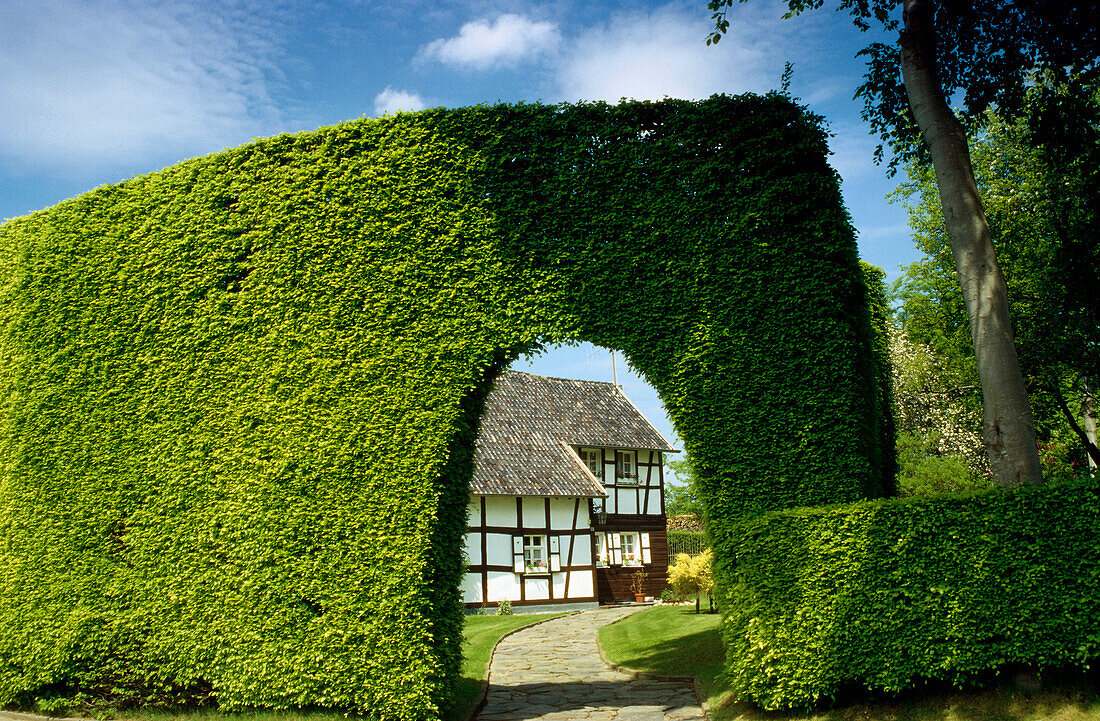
[[615, 450, 637, 484], [595, 532, 608, 567], [580, 447, 603, 479], [523, 535, 547, 573], [621, 531, 641, 566]]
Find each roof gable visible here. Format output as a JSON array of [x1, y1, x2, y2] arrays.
[[470, 371, 677, 497]]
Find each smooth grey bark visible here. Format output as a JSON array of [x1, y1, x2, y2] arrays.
[[1085, 380, 1098, 469], [899, 0, 1043, 486]]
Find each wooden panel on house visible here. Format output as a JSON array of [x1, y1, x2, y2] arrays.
[[593, 520, 669, 603]]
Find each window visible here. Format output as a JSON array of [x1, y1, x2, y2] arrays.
[[523, 535, 547, 573], [580, 447, 603, 478], [595, 532, 608, 567], [621, 531, 641, 566], [615, 450, 637, 484]]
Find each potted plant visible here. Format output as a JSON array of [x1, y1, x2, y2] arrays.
[[629, 567, 648, 603], [616, 470, 638, 485]]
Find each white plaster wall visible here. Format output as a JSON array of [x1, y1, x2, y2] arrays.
[[484, 496, 516, 527], [467, 500, 482, 527], [550, 498, 577, 528], [618, 490, 638, 515], [524, 576, 549, 600], [486, 533, 512, 567], [462, 573, 482, 603], [568, 570, 594, 598], [566, 534, 592, 565], [464, 532, 481, 566], [552, 572, 567, 599], [522, 496, 544, 529], [487, 571, 517, 602], [646, 491, 662, 515]]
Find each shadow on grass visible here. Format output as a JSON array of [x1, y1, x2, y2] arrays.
[[610, 624, 724, 679]]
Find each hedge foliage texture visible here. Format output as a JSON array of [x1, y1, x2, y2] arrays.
[[722, 482, 1100, 710], [0, 95, 887, 718]]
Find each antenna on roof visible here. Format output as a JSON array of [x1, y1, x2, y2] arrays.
[[587, 345, 619, 387]]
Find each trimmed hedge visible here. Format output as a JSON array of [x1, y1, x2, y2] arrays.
[[0, 95, 886, 719], [722, 481, 1100, 710]]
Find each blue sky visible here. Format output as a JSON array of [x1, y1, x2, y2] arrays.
[[0, 0, 919, 466]]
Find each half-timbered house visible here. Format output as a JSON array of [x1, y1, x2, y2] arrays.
[[463, 371, 677, 610]]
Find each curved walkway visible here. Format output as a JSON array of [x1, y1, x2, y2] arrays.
[[476, 607, 706, 721]]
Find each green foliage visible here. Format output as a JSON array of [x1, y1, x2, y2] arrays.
[[860, 262, 898, 495], [887, 321, 988, 482], [895, 432, 990, 497], [722, 482, 1100, 710], [0, 95, 886, 718], [892, 84, 1100, 468], [668, 551, 714, 613], [708, 0, 1100, 172], [665, 456, 706, 519], [495, 600, 512, 617]]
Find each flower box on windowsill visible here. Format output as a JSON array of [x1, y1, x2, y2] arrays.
[[616, 474, 639, 485]]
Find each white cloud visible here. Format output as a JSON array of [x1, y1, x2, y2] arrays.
[[0, 0, 292, 173], [373, 87, 428, 116], [555, 3, 796, 103], [418, 13, 561, 70]]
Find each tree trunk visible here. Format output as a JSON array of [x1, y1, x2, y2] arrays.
[[1085, 380, 1098, 469], [899, 0, 1043, 487], [1049, 381, 1100, 467]]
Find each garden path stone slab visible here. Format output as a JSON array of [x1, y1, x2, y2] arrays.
[[476, 607, 706, 721]]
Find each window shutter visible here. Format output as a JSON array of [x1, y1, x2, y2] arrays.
[[549, 536, 561, 571], [610, 532, 623, 565], [640, 532, 652, 564], [513, 536, 525, 573]]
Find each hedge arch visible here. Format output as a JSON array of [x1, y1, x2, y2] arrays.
[[0, 95, 890, 718]]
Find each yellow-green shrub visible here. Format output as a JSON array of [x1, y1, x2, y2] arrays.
[[668, 551, 714, 613]]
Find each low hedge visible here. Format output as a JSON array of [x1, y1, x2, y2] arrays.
[[722, 481, 1100, 710]]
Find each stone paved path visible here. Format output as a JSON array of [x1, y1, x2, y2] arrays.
[[476, 607, 706, 721]]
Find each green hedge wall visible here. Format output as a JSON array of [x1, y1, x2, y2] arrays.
[[0, 95, 886, 719], [722, 481, 1100, 710]]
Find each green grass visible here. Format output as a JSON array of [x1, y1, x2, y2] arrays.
[[598, 604, 727, 708], [446, 612, 565, 720], [598, 605, 1100, 721]]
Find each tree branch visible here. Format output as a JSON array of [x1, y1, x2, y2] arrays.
[[1047, 382, 1100, 467]]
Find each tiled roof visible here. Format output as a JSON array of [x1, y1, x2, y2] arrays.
[[471, 371, 678, 497]]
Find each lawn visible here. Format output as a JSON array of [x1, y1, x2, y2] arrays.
[[598, 604, 727, 709], [598, 605, 1100, 721], [446, 612, 565, 720]]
